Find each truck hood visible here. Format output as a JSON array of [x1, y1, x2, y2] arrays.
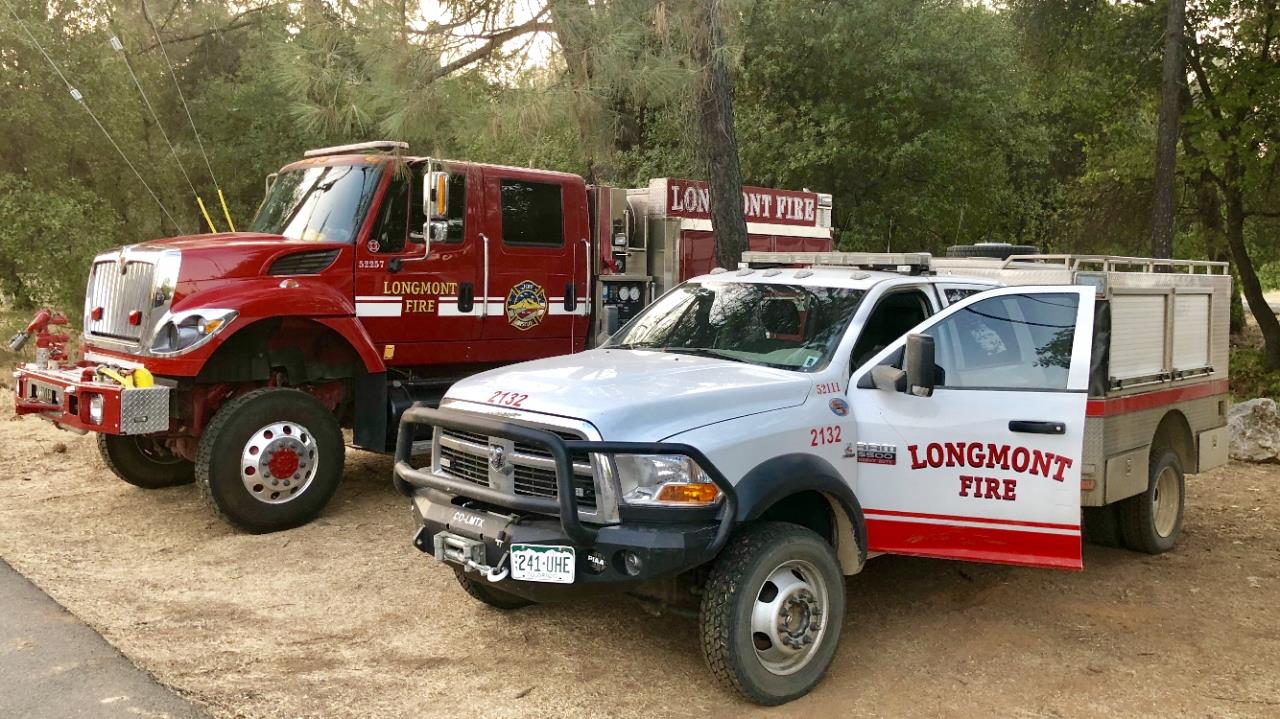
[[445, 349, 812, 440], [131, 232, 348, 284]]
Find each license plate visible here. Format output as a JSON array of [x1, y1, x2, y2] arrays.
[[509, 544, 575, 584]]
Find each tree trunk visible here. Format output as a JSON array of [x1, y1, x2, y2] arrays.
[[1149, 0, 1185, 259], [1191, 169, 1246, 332], [549, 0, 604, 183], [691, 0, 748, 270], [1223, 157, 1280, 369]]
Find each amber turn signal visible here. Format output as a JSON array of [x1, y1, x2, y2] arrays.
[[654, 482, 721, 504]]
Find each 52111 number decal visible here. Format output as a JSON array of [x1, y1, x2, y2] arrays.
[[487, 391, 528, 408], [810, 425, 842, 447]]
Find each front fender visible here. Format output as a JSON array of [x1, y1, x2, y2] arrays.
[[128, 278, 384, 375], [733, 453, 867, 570]]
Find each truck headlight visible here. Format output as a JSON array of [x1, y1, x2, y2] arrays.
[[149, 309, 237, 355], [615, 454, 721, 506]]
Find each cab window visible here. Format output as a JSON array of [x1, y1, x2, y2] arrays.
[[926, 293, 1078, 390], [370, 172, 409, 253], [851, 290, 933, 369], [500, 179, 564, 247]]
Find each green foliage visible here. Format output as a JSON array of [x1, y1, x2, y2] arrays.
[[733, 0, 1052, 252], [1230, 343, 1280, 401], [0, 173, 124, 309]]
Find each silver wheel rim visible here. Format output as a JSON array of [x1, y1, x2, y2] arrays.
[[239, 421, 318, 505], [1152, 466, 1180, 538], [750, 558, 829, 676]]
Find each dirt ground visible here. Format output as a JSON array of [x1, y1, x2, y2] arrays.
[[1, 390, 1278, 719]]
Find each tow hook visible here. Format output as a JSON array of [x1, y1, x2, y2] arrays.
[[424, 530, 510, 583]]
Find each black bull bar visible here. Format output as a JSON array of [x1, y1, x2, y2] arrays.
[[394, 406, 738, 552]]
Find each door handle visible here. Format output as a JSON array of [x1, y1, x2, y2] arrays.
[[458, 283, 475, 314], [1009, 420, 1066, 435], [479, 232, 490, 318]]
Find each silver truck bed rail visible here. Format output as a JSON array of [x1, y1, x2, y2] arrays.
[[995, 254, 1229, 275]]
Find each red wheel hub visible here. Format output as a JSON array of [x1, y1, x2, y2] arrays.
[[268, 447, 301, 479]]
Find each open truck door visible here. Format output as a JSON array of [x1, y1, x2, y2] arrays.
[[852, 286, 1095, 570]]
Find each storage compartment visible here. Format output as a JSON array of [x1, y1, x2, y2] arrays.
[[1105, 444, 1150, 503], [1110, 295, 1167, 381], [1197, 425, 1230, 473], [1172, 293, 1211, 371]]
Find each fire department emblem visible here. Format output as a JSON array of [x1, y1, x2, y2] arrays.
[[505, 280, 547, 331]]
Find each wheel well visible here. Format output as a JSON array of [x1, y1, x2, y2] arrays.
[[1153, 410, 1196, 472], [756, 490, 862, 574], [197, 317, 363, 385]]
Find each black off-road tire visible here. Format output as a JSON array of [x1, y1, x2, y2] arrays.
[[945, 243, 1039, 259], [196, 388, 344, 534], [454, 569, 534, 610], [700, 522, 845, 706], [97, 433, 195, 489], [1118, 448, 1184, 554]]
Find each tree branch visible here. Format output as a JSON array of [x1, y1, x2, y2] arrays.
[[427, 17, 556, 82], [136, 4, 282, 53]]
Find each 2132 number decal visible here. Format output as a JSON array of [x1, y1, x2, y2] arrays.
[[487, 391, 528, 408], [810, 425, 843, 447]]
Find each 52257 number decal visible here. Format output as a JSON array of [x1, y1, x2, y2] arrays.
[[487, 391, 528, 408], [810, 425, 843, 447]]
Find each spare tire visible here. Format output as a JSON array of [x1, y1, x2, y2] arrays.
[[945, 243, 1039, 260]]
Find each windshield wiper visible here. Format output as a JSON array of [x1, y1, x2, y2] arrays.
[[662, 347, 793, 370], [607, 341, 664, 350]]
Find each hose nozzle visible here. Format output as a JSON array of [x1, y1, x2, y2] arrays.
[[7, 331, 29, 352]]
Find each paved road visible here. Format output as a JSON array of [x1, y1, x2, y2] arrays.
[[0, 559, 210, 719]]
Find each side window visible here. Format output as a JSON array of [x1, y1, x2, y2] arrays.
[[927, 293, 1078, 390], [371, 173, 409, 253], [943, 286, 984, 304], [413, 170, 466, 243], [851, 290, 932, 369], [500, 179, 564, 247]]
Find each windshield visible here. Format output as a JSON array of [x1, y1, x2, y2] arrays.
[[250, 164, 383, 243], [605, 281, 866, 372]]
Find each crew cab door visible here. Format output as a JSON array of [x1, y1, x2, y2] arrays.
[[354, 161, 482, 359], [851, 286, 1095, 570], [477, 167, 591, 356]]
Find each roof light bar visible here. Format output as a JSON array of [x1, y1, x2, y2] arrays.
[[742, 251, 932, 275], [303, 141, 409, 158]]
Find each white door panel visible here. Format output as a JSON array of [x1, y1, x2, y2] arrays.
[[851, 286, 1094, 570]]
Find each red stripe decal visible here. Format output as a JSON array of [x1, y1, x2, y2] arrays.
[[1086, 379, 1227, 417], [863, 508, 1079, 531], [866, 518, 1082, 571]]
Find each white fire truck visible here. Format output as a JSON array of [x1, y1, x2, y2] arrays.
[[393, 250, 1230, 704]]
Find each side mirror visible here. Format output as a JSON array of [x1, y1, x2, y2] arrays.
[[870, 364, 907, 392], [904, 333, 936, 397], [425, 171, 449, 221]]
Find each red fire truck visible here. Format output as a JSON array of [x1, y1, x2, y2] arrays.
[[10, 141, 833, 533]]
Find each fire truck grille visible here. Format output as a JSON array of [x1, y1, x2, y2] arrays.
[[85, 259, 157, 342], [437, 428, 597, 509]]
